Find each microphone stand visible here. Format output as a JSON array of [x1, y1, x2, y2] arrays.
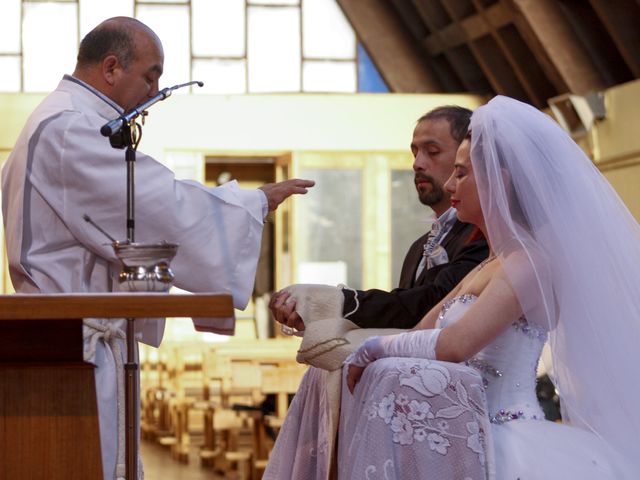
[[100, 80, 203, 480]]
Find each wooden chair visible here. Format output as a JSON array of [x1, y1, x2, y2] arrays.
[[202, 340, 307, 477]]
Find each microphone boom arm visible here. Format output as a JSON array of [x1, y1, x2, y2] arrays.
[[100, 80, 203, 137]]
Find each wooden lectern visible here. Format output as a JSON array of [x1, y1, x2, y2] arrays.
[[0, 293, 234, 480]]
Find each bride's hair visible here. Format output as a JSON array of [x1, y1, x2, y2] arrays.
[[471, 128, 532, 236]]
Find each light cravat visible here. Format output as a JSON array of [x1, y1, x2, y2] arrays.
[[413, 208, 457, 281], [414, 220, 441, 280]]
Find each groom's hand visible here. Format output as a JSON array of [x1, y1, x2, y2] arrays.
[[269, 290, 305, 332]]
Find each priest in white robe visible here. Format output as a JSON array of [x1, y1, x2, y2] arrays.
[[1, 16, 313, 479]]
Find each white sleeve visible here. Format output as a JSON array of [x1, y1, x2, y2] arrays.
[[36, 112, 264, 309]]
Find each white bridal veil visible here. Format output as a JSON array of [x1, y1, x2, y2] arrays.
[[470, 96, 640, 472]]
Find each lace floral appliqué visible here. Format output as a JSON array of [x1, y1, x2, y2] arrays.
[[366, 360, 488, 464]]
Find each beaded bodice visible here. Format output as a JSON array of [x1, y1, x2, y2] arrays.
[[436, 294, 548, 424]]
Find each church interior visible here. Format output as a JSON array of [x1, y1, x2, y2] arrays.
[[1, 1, 639, 479]]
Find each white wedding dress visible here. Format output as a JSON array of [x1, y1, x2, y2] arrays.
[[338, 294, 631, 479]]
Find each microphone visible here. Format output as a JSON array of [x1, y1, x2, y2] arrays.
[[169, 80, 204, 90], [100, 80, 204, 137]]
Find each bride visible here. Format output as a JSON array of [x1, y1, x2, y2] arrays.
[[342, 96, 639, 479]]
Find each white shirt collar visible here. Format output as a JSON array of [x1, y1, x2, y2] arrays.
[[435, 207, 457, 229]]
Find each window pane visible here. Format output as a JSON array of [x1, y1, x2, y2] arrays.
[[390, 170, 432, 286], [303, 0, 355, 59], [358, 43, 389, 93], [0, 56, 21, 92], [192, 59, 246, 94], [296, 169, 362, 288], [137, 5, 190, 92], [249, 0, 299, 4], [79, 0, 134, 39], [192, 0, 245, 57], [23, 2, 78, 92], [248, 7, 301, 93], [303, 60, 356, 92], [0, 0, 20, 52]]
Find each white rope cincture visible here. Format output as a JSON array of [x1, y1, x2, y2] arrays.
[[83, 319, 127, 480], [339, 284, 359, 319]]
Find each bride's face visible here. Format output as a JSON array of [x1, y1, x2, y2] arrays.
[[444, 137, 483, 226]]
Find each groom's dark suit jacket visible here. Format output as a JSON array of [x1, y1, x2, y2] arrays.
[[342, 220, 489, 329]]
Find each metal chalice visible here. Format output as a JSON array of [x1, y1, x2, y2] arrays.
[[112, 241, 179, 292]]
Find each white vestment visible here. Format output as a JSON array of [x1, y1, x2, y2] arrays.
[[2, 75, 265, 479]]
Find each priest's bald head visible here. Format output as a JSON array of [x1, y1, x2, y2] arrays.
[[73, 17, 164, 111]]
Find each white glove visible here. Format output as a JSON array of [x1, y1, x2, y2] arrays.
[[281, 283, 345, 323], [344, 328, 442, 369]]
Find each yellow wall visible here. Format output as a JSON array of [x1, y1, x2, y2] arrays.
[[2, 83, 638, 193], [589, 80, 640, 220], [0, 92, 485, 156]]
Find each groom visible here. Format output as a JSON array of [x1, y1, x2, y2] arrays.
[[270, 105, 488, 331]]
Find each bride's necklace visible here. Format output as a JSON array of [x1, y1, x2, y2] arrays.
[[477, 254, 497, 270]]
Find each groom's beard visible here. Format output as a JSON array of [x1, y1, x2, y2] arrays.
[[415, 173, 445, 206]]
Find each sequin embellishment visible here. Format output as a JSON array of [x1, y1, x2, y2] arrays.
[[438, 294, 476, 324], [490, 409, 541, 425], [512, 316, 547, 341], [490, 409, 524, 424], [465, 358, 502, 378], [465, 358, 502, 387]]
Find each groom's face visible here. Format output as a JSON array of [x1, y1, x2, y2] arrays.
[[411, 119, 458, 211]]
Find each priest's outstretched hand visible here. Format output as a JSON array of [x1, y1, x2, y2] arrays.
[[259, 179, 315, 212]]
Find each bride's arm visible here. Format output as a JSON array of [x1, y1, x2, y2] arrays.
[[435, 266, 522, 362]]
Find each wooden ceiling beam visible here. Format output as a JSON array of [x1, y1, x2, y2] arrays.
[[422, 2, 511, 55], [589, 0, 640, 77], [391, 0, 429, 40], [444, 0, 477, 21], [503, 0, 606, 95], [414, 0, 490, 92], [485, 1, 511, 26], [337, 0, 443, 92], [413, 0, 451, 30], [471, 0, 545, 106], [424, 34, 445, 56], [438, 23, 467, 51], [439, 1, 517, 99], [439, 45, 493, 93]]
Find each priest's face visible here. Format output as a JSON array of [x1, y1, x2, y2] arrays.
[[111, 30, 164, 111], [411, 118, 458, 212]]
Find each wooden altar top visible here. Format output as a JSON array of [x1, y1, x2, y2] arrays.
[[0, 293, 234, 320]]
